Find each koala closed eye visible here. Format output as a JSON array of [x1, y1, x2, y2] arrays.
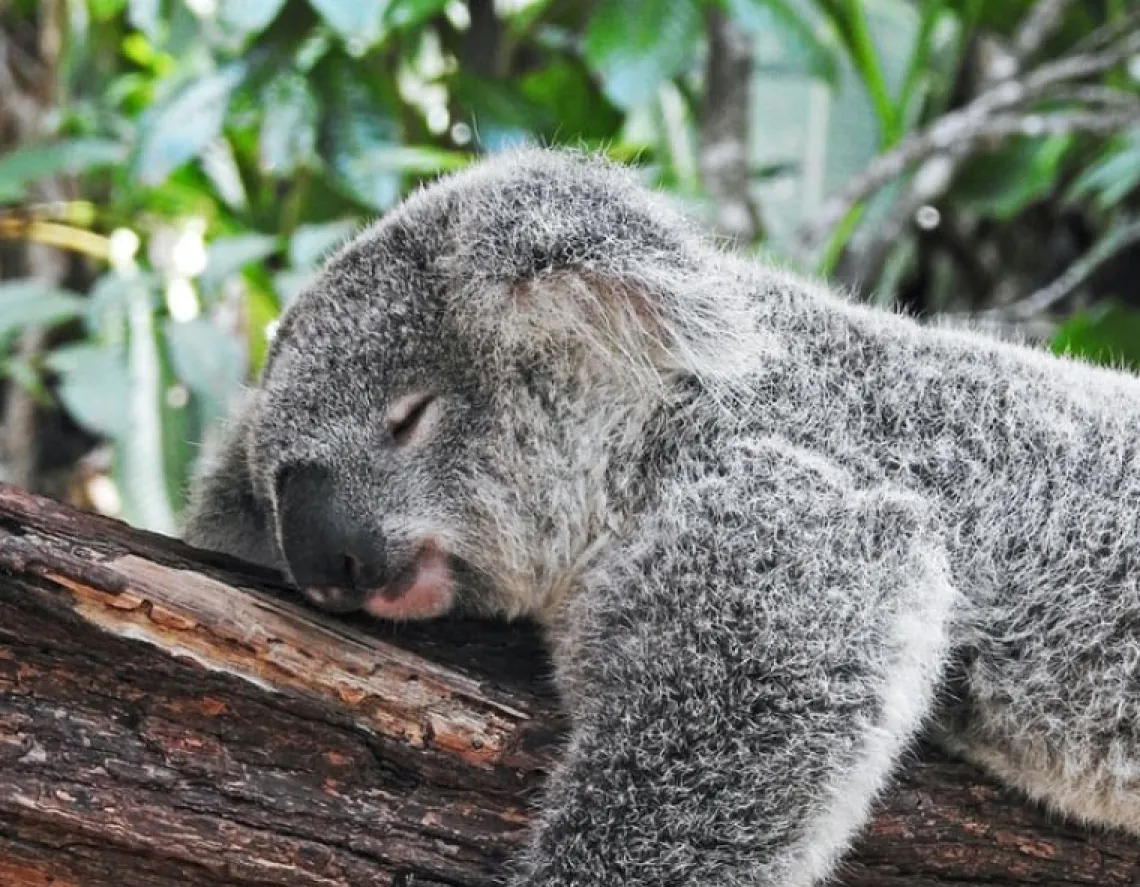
[[386, 392, 438, 447]]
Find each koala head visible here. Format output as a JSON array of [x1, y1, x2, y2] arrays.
[[236, 149, 754, 625]]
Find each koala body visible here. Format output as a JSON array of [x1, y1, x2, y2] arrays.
[[185, 149, 1140, 884]]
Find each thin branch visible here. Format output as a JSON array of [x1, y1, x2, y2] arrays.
[[1042, 84, 1140, 109], [1073, 6, 1140, 54], [985, 215, 1140, 321], [1012, 0, 1076, 66], [798, 28, 1140, 255], [1025, 30, 1140, 94], [699, 7, 765, 244]]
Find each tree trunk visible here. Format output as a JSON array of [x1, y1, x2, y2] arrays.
[[0, 482, 1136, 886]]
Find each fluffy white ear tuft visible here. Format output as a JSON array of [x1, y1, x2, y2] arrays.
[[464, 261, 775, 395], [427, 147, 781, 389]]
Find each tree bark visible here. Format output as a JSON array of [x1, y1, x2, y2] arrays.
[[0, 482, 1136, 887]]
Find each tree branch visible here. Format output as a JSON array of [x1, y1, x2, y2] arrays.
[[1011, 0, 1076, 67], [0, 482, 1138, 885], [699, 7, 765, 244], [797, 26, 1140, 257], [983, 214, 1140, 321]]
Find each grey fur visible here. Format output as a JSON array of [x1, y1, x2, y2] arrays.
[[184, 148, 1140, 884]]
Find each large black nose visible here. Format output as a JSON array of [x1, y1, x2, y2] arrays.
[[276, 464, 387, 612]]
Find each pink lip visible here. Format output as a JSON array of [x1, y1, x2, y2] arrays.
[[363, 543, 454, 621]]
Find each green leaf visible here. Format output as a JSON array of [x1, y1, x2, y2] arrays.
[[0, 279, 86, 344], [449, 75, 551, 150], [85, 272, 134, 348], [116, 278, 183, 533], [245, 283, 280, 372], [584, 0, 703, 109], [164, 318, 245, 423], [200, 233, 281, 290], [134, 64, 246, 186], [260, 73, 320, 176], [0, 139, 127, 202], [520, 60, 622, 141], [724, 0, 839, 85], [1053, 301, 1140, 372], [273, 268, 318, 305], [832, 0, 900, 145], [320, 64, 404, 210], [894, 0, 948, 125], [289, 218, 359, 268], [91, 0, 128, 20], [200, 137, 248, 210], [128, 0, 162, 41], [307, 0, 387, 52], [217, 0, 288, 37], [1, 356, 51, 403], [44, 344, 132, 438], [1067, 131, 1140, 211], [385, 0, 449, 30], [346, 144, 469, 176], [955, 136, 1072, 220]]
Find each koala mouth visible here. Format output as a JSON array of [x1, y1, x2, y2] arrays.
[[361, 541, 455, 621]]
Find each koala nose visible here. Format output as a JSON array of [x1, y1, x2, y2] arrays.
[[276, 464, 387, 612]]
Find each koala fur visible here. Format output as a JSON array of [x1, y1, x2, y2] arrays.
[[184, 148, 1140, 884]]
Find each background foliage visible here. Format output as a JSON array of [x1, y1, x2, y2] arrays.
[[1, 0, 1138, 532]]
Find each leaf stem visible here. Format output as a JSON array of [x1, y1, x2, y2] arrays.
[[841, 0, 901, 147]]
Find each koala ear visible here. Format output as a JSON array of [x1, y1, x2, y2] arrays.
[[502, 269, 681, 373], [437, 149, 761, 383], [182, 395, 282, 571]]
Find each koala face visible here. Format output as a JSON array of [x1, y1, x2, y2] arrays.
[[229, 149, 744, 625], [247, 206, 608, 626], [247, 223, 500, 621]]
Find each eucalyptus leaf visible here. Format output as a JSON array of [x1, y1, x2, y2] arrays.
[[0, 279, 86, 344], [321, 68, 404, 210], [289, 218, 359, 268], [956, 136, 1072, 221], [520, 60, 621, 142], [1067, 131, 1140, 211], [200, 233, 280, 290], [724, 0, 839, 84], [449, 76, 549, 150], [118, 282, 181, 533], [307, 0, 387, 52], [217, 0, 288, 37], [385, 0, 449, 30], [128, 0, 161, 41], [200, 137, 248, 210], [90, 0, 128, 19], [45, 344, 132, 438], [1, 357, 50, 403], [348, 145, 469, 175], [0, 139, 126, 202], [85, 272, 135, 348], [244, 285, 280, 372], [1053, 301, 1140, 373], [584, 0, 703, 109], [260, 73, 320, 176], [273, 268, 318, 305], [164, 318, 245, 423], [134, 64, 246, 186]]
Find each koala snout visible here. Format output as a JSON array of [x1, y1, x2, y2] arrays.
[[276, 463, 388, 612]]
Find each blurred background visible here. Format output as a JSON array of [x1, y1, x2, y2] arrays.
[[0, 0, 1137, 534]]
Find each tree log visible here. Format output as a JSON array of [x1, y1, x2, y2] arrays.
[[0, 481, 1136, 886]]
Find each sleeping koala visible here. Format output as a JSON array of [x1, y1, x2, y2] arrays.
[[184, 148, 1140, 885]]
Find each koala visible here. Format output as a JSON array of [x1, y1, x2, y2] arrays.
[[184, 148, 1140, 885]]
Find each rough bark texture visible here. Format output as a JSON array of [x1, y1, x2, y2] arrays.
[[0, 482, 1136, 886]]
